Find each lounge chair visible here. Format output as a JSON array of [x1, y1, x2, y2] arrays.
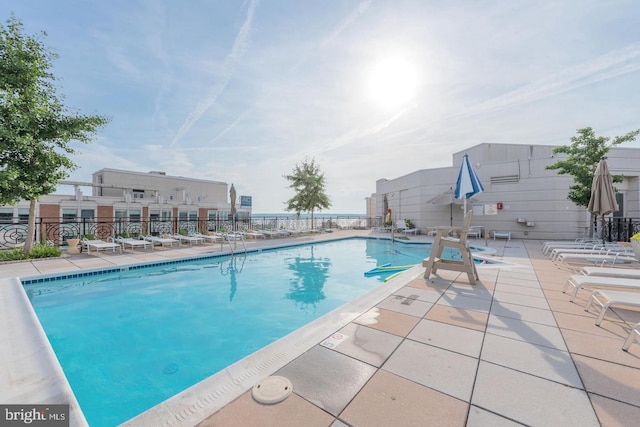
[[143, 235, 180, 248], [580, 266, 640, 280], [240, 230, 266, 239], [82, 238, 122, 254], [116, 237, 150, 251], [556, 250, 637, 267], [395, 220, 417, 235], [563, 274, 640, 302], [585, 289, 640, 326], [172, 234, 205, 246], [192, 233, 224, 244], [549, 245, 608, 261], [542, 240, 599, 255], [623, 322, 640, 351]]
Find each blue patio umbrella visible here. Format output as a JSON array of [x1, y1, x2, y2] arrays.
[[454, 154, 485, 214]]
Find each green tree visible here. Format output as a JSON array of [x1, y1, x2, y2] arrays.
[[546, 127, 640, 208], [0, 15, 109, 252], [283, 158, 331, 229]]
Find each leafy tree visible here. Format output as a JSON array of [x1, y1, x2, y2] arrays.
[[546, 127, 640, 208], [0, 15, 109, 252], [283, 158, 331, 229]]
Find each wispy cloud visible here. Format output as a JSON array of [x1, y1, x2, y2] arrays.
[[457, 42, 640, 119], [169, 0, 258, 148]]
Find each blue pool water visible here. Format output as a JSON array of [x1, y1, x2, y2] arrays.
[[23, 238, 485, 426]]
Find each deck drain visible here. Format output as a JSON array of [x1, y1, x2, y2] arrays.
[[252, 376, 293, 404]]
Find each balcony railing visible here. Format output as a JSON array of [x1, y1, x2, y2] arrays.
[[0, 216, 374, 249]]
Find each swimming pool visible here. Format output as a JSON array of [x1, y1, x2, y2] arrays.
[[23, 238, 489, 426]]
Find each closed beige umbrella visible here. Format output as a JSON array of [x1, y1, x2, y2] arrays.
[[588, 158, 618, 241]]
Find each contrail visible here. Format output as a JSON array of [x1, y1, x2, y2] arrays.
[[170, 0, 258, 147]]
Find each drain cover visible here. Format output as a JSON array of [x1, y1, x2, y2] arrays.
[[252, 376, 293, 404]]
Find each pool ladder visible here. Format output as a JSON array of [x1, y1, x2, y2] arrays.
[[221, 232, 247, 255]]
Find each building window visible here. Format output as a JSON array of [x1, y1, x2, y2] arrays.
[[0, 208, 13, 223], [133, 190, 144, 199], [115, 210, 127, 220], [129, 209, 141, 221], [62, 209, 77, 221], [18, 208, 29, 223]]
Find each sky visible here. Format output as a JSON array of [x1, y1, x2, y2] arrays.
[[2, 1, 640, 213]]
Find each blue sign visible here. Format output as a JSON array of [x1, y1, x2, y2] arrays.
[[240, 196, 252, 207]]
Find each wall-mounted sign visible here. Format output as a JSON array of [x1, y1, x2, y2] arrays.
[[240, 195, 252, 207], [484, 203, 498, 215]]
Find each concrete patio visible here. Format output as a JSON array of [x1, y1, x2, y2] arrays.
[[2, 231, 640, 426]]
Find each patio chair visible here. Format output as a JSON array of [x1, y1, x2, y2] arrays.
[[423, 210, 478, 285], [556, 250, 637, 267], [623, 322, 640, 351], [585, 289, 640, 326], [143, 235, 180, 248]]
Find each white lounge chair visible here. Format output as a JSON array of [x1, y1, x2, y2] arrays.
[[549, 245, 607, 261], [580, 266, 640, 280], [116, 237, 150, 251], [492, 231, 511, 240], [563, 274, 640, 302], [192, 233, 224, 244], [585, 289, 640, 326], [395, 220, 417, 235], [623, 322, 640, 351], [556, 250, 637, 267], [172, 234, 205, 246], [82, 238, 122, 254], [143, 235, 180, 248], [541, 240, 598, 254]]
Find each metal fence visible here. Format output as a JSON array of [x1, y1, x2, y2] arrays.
[[0, 216, 374, 249], [599, 217, 640, 242]]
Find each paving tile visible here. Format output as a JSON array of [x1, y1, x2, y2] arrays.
[[353, 307, 420, 337], [494, 283, 545, 297], [561, 328, 640, 368], [382, 339, 477, 402], [389, 285, 442, 303], [405, 277, 449, 293], [492, 291, 549, 309], [198, 390, 334, 427], [339, 370, 468, 427], [275, 346, 377, 416], [330, 420, 349, 427], [490, 301, 556, 326], [572, 354, 640, 406], [487, 314, 568, 351], [321, 323, 403, 367], [424, 304, 488, 332], [554, 311, 631, 339], [374, 294, 433, 318], [466, 405, 525, 427], [437, 292, 493, 313], [480, 333, 583, 388], [495, 277, 540, 289], [589, 393, 640, 427], [546, 297, 595, 318], [472, 361, 600, 427], [441, 285, 494, 300], [408, 319, 484, 358]]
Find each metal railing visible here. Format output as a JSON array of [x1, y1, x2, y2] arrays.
[[598, 217, 640, 242], [0, 216, 374, 249]]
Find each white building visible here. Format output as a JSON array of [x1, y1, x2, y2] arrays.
[[375, 143, 640, 241]]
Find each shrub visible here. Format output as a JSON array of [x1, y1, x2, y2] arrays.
[[0, 248, 30, 262], [29, 244, 62, 259]]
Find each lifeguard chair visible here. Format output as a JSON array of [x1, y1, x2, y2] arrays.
[[423, 210, 478, 285]]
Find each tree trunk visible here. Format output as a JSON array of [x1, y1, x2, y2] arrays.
[[311, 209, 315, 230], [25, 199, 37, 253]]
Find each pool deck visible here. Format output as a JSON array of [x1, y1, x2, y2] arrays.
[[2, 230, 640, 426]]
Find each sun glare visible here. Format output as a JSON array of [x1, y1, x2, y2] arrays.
[[367, 57, 417, 108]]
